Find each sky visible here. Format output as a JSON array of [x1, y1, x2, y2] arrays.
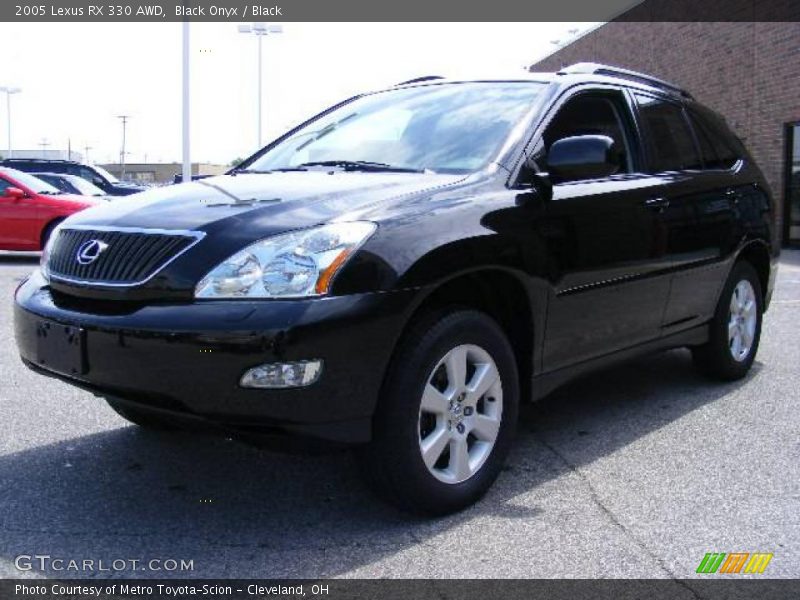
[[0, 22, 601, 166]]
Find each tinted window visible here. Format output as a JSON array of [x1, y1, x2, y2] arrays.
[[34, 174, 63, 190], [688, 114, 719, 168], [79, 167, 107, 188], [635, 94, 701, 172], [543, 92, 635, 174], [687, 108, 740, 169], [79, 167, 96, 180]]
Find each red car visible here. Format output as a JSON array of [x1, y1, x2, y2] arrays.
[[0, 167, 101, 251]]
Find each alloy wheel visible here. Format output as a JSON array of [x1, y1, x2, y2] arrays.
[[728, 279, 757, 362], [417, 344, 503, 484]]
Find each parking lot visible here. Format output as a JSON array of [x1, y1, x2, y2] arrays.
[[0, 251, 798, 580]]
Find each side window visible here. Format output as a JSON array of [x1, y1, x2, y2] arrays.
[[635, 94, 701, 172], [0, 178, 11, 194], [542, 92, 635, 177], [687, 108, 740, 169], [79, 167, 104, 187]]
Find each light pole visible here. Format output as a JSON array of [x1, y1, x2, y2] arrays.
[[0, 87, 21, 159], [117, 115, 130, 180], [182, 20, 191, 183], [238, 23, 283, 149]]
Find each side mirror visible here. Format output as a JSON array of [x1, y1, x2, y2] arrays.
[[546, 135, 619, 182], [3, 187, 26, 200]]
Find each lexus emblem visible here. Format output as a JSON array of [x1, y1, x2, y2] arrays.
[[76, 239, 109, 265]]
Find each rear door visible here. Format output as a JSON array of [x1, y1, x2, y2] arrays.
[[632, 94, 738, 331], [536, 88, 673, 371]]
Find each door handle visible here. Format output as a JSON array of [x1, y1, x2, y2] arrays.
[[643, 197, 670, 209]]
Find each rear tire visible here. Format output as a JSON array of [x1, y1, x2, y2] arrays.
[[358, 309, 519, 515], [105, 398, 179, 431], [692, 261, 763, 381]]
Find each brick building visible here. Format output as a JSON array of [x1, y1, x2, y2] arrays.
[[529, 18, 800, 246]]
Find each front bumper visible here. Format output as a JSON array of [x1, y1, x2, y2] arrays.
[[14, 271, 417, 443]]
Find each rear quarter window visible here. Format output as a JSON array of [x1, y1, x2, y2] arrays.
[[687, 107, 742, 169]]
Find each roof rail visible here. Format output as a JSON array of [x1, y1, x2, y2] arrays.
[[557, 62, 692, 99], [395, 75, 445, 86]]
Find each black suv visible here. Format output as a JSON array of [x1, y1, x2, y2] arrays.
[[0, 159, 145, 196], [13, 63, 778, 514]]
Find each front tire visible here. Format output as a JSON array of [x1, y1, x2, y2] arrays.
[[692, 261, 763, 381], [358, 309, 519, 515]]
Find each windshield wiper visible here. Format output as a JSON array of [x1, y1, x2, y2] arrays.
[[231, 167, 309, 175], [230, 168, 273, 175], [294, 160, 423, 173]]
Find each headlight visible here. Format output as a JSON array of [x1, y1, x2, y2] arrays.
[[40, 224, 63, 282], [195, 222, 376, 299]]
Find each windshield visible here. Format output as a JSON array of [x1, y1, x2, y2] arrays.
[[0, 168, 61, 194], [90, 164, 119, 183], [246, 82, 546, 174], [65, 175, 105, 196]]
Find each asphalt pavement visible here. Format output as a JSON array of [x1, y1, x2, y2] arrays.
[[0, 250, 797, 580]]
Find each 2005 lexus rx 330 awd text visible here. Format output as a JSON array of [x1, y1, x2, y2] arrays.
[[14, 63, 779, 514]]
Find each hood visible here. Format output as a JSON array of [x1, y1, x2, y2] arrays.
[[64, 170, 466, 238], [46, 170, 469, 301]]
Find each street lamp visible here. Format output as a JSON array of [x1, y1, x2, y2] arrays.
[[0, 86, 21, 159], [238, 22, 283, 149], [182, 20, 191, 184], [116, 115, 131, 179]]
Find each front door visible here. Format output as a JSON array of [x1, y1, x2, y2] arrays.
[[534, 90, 673, 372], [0, 176, 39, 249]]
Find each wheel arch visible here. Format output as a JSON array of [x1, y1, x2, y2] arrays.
[[392, 267, 546, 404], [735, 239, 771, 309]]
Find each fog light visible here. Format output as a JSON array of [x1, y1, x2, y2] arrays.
[[240, 360, 323, 389]]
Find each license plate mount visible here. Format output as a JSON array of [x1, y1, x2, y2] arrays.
[[36, 320, 87, 376]]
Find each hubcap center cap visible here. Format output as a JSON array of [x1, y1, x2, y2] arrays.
[[448, 398, 464, 423]]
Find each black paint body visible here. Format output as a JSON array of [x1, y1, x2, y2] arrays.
[[14, 73, 780, 443]]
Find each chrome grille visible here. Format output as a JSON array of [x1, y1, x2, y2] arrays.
[[48, 227, 202, 285]]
